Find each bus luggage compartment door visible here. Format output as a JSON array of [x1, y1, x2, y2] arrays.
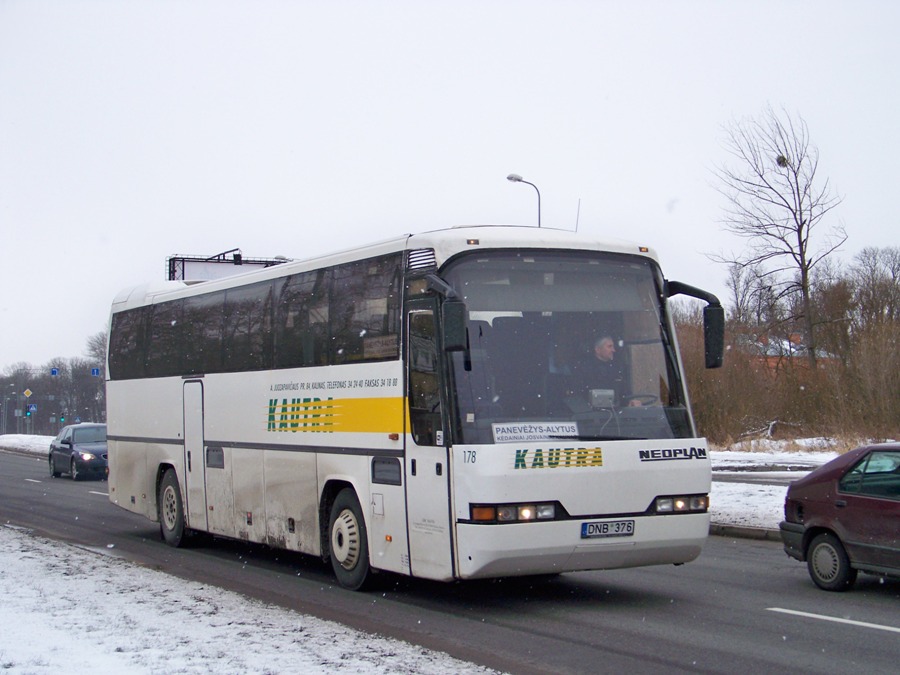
[[405, 445, 454, 580]]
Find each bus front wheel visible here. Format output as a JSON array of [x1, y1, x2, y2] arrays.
[[328, 489, 371, 590], [158, 469, 187, 547]]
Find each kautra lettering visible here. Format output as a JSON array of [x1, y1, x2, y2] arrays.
[[267, 397, 335, 432], [514, 447, 603, 469]]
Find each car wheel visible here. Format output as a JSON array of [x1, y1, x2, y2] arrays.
[[158, 469, 187, 547], [807, 532, 858, 591], [328, 489, 371, 590], [49, 457, 60, 478], [70, 458, 80, 481]]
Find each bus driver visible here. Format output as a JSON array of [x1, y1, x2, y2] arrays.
[[573, 335, 641, 407]]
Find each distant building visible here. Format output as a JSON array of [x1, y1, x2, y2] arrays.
[[735, 332, 835, 375]]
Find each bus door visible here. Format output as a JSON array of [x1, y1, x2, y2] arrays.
[[182, 380, 209, 532], [404, 304, 455, 581]]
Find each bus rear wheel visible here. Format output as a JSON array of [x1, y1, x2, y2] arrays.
[[158, 469, 187, 547], [328, 489, 371, 590]]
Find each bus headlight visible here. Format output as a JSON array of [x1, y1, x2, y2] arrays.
[[470, 502, 557, 523], [536, 504, 556, 519], [497, 506, 517, 522], [690, 496, 709, 511], [654, 495, 708, 514], [517, 505, 536, 521]]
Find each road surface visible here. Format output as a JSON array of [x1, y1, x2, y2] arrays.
[[2, 449, 897, 674]]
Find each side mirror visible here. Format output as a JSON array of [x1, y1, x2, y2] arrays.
[[703, 304, 725, 369], [442, 300, 468, 352], [667, 280, 725, 370]]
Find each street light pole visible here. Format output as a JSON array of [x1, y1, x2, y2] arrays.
[[1, 389, 12, 436], [506, 173, 541, 228], [1, 384, 12, 435]]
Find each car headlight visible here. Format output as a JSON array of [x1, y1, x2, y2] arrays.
[[78, 453, 96, 461]]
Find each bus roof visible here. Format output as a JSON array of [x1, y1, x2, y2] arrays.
[[110, 225, 661, 312], [408, 224, 658, 266]]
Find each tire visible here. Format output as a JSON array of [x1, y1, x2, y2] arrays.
[[807, 532, 858, 591], [328, 489, 371, 590], [49, 457, 60, 478], [158, 469, 187, 547], [70, 458, 80, 481]]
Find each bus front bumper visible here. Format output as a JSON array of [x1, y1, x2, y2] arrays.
[[455, 513, 709, 579]]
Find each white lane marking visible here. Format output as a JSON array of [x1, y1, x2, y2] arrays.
[[25, 478, 41, 483], [768, 607, 900, 634], [89, 490, 109, 496]]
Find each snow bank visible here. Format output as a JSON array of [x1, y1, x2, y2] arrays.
[[0, 524, 495, 674], [0, 434, 53, 454]]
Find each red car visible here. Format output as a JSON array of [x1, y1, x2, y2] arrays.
[[780, 442, 900, 591]]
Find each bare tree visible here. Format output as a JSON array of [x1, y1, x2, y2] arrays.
[[725, 263, 756, 325], [85, 330, 108, 370], [808, 260, 853, 365], [850, 246, 900, 328], [713, 105, 846, 367]]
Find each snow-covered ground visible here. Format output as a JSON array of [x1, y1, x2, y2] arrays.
[[0, 524, 494, 674], [0, 434, 850, 673], [709, 438, 840, 531]]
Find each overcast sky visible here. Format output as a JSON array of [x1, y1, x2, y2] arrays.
[[1, 1, 897, 371]]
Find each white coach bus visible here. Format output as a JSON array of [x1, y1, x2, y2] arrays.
[[106, 225, 724, 590]]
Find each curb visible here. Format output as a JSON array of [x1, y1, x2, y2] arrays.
[[0, 446, 43, 457], [710, 523, 781, 541]]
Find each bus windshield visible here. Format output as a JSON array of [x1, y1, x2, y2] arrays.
[[443, 250, 692, 444]]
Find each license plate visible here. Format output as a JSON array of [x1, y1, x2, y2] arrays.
[[581, 519, 635, 539]]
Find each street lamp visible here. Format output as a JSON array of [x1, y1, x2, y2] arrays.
[[506, 173, 541, 228], [2, 386, 16, 436]]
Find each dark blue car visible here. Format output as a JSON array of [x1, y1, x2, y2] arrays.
[[49, 423, 108, 481]]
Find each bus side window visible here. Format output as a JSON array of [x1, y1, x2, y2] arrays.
[[409, 310, 442, 446], [274, 269, 329, 369]]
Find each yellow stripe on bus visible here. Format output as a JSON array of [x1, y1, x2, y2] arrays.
[[267, 397, 406, 434], [326, 397, 406, 433]]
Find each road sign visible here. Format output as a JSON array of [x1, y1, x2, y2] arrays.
[[28, 404, 37, 413], [24, 389, 32, 398], [91, 368, 100, 377], [51, 368, 59, 376]]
